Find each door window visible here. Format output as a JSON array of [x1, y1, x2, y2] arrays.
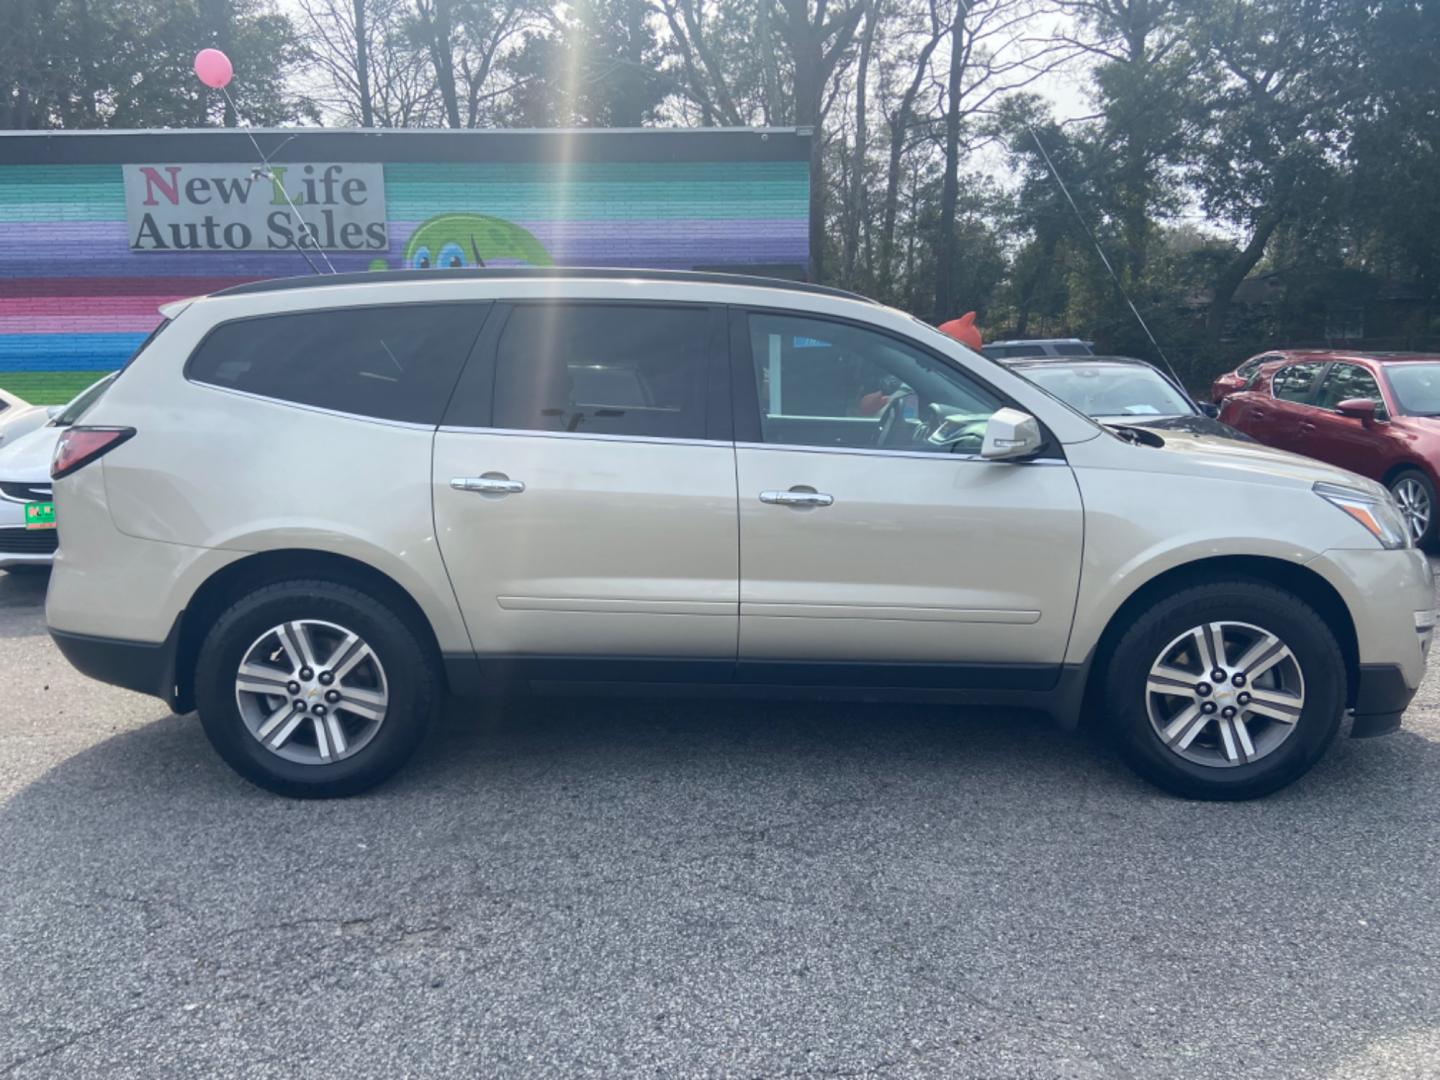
[[746, 313, 1003, 454], [187, 303, 486, 424], [493, 304, 711, 439], [1314, 363, 1388, 418], [1270, 362, 1326, 404]]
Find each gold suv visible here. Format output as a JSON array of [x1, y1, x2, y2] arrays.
[[45, 270, 1433, 799]]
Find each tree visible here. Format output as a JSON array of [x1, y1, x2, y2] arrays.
[[1181, 0, 1360, 345], [777, 0, 867, 281], [1056, 0, 1195, 284], [295, 0, 439, 127], [1, 0, 314, 130]]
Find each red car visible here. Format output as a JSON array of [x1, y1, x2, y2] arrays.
[[1219, 352, 1440, 547], [1210, 349, 1314, 404]]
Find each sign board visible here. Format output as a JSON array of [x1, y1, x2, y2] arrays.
[[122, 162, 387, 253]]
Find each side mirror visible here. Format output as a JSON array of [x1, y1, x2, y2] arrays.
[[1199, 402, 1220, 418], [1336, 398, 1377, 421], [981, 407, 1044, 461]]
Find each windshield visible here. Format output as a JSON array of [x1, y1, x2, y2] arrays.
[[1018, 364, 1194, 419], [1383, 363, 1440, 416], [53, 374, 117, 427]]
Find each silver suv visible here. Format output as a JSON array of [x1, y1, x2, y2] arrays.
[[46, 270, 1433, 799]]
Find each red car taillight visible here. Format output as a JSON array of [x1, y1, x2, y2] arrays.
[[51, 426, 136, 480]]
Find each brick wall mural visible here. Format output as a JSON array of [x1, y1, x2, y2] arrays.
[[0, 130, 810, 403]]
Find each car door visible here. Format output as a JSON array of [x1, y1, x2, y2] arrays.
[[432, 300, 739, 667], [731, 309, 1084, 686], [1233, 360, 1328, 453], [1298, 362, 1392, 480]]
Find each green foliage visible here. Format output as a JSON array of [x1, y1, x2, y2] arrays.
[[0, 0, 314, 129]]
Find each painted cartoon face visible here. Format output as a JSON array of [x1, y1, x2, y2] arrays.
[[402, 214, 554, 270]]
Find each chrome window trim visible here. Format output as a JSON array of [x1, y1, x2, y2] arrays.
[[735, 441, 1067, 464], [185, 380, 439, 432], [436, 425, 726, 448], [434, 424, 1067, 462]]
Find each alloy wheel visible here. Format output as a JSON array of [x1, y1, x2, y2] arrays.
[[1145, 621, 1305, 768], [233, 619, 389, 765], [1392, 478, 1431, 545]]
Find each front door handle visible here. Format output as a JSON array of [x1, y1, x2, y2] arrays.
[[451, 473, 525, 495], [760, 488, 834, 508]]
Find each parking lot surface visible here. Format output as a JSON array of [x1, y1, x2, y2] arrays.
[[3, 567, 1440, 1079]]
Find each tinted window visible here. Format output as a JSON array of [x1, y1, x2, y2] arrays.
[[1315, 363, 1387, 417], [1271, 362, 1326, 403], [492, 304, 711, 438], [188, 304, 487, 424], [1051, 343, 1093, 356], [1021, 364, 1193, 419], [748, 313, 1003, 453]]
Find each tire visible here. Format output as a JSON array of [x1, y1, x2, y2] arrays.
[[1103, 580, 1345, 800], [1388, 468, 1436, 550], [194, 578, 441, 798]]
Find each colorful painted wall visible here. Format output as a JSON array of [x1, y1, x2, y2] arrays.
[[0, 129, 810, 403]]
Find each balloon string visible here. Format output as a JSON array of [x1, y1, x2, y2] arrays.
[[219, 86, 336, 275]]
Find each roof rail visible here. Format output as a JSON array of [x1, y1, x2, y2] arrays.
[[210, 267, 876, 304]]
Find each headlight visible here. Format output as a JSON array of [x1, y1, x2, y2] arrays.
[[1314, 481, 1410, 549]]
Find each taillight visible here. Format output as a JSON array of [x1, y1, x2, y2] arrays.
[[51, 426, 135, 480]]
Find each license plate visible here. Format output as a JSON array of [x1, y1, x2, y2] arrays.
[[24, 501, 55, 530]]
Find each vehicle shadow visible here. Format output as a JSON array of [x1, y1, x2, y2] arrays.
[[3, 694, 1440, 1076], [0, 566, 47, 605]]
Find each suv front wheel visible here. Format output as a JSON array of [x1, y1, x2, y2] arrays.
[[1104, 580, 1345, 800], [194, 579, 441, 798]]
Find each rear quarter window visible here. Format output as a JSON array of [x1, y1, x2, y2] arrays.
[[186, 303, 489, 425]]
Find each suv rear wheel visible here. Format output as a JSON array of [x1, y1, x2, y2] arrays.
[[194, 579, 440, 798], [1104, 580, 1345, 800]]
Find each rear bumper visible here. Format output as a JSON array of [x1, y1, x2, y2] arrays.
[[50, 622, 182, 709]]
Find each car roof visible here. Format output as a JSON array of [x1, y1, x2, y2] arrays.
[[1263, 350, 1440, 365], [210, 267, 876, 305]]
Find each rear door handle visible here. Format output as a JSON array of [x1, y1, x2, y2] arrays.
[[760, 488, 834, 508], [451, 474, 525, 495]]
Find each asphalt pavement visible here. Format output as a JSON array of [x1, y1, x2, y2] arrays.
[[3, 564, 1440, 1079]]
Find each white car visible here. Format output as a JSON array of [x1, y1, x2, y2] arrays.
[[0, 376, 116, 571], [0, 386, 58, 450]]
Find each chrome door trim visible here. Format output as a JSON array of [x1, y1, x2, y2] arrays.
[[736, 441, 1067, 464], [436, 425, 725, 449]]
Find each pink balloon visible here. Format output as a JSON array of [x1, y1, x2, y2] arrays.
[[193, 48, 233, 90]]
